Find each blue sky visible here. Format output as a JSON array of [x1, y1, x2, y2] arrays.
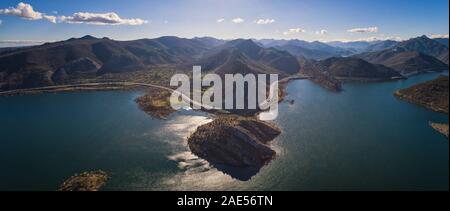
[[0, 0, 448, 43]]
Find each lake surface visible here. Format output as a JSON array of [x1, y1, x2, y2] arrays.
[[0, 71, 448, 191]]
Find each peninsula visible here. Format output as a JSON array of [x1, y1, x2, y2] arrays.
[[395, 76, 449, 114]]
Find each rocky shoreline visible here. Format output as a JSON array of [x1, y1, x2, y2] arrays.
[[59, 170, 108, 191], [187, 116, 281, 167], [135, 87, 176, 119], [429, 122, 449, 139], [0, 82, 139, 97], [394, 76, 449, 138], [394, 76, 449, 114], [299, 62, 342, 92]]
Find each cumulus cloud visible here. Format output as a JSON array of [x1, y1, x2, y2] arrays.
[[347, 26, 378, 33], [283, 28, 306, 36], [0, 2, 147, 26], [254, 19, 275, 25], [58, 12, 147, 25], [231, 18, 245, 24], [316, 29, 328, 35], [0, 2, 56, 23], [430, 34, 449, 39], [216, 18, 225, 23], [43, 15, 57, 23]]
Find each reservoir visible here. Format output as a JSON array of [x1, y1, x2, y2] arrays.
[[0, 71, 448, 190]]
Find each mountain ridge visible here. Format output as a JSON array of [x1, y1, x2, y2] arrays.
[[355, 36, 449, 75]]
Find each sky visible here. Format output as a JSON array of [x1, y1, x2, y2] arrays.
[[0, 0, 448, 45]]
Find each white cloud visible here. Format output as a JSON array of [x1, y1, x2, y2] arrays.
[[316, 29, 328, 35], [216, 18, 225, 23], [363, 36, 403, 42], [430, 34, 449, 39], [0, 40, 52, 48], [347, 26, 378, 33], [58, 12, 148, 25], [0, 2, 146, 26], [43, 15, 57, 23], [231, 18, 245, 24], [333, 35, 404, 42], [254, 19, 275, 25], [283, 28, 306, 36], [0, 2, 56, 23]]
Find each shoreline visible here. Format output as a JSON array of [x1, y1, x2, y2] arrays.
[[59, 170, 108, 191], [393, 75, 449, 115], [0, 78, 299, 172], [429, 122, 449, 139], [394, 90, 449, 114], [336, 76, 406, 83], [0, 82, 151, 97]]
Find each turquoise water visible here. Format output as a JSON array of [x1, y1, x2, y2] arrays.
[[0, 71, 448, 190]]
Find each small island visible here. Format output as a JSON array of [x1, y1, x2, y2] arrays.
[[188, 116, 281, 167], [59, 170, 108, 191]]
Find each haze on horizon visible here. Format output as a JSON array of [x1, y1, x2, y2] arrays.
[[0, 0, 448, 45]]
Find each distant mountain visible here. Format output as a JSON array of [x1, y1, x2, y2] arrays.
[[355, 50, 448, 75], [206, 49, 281, 77], [257, 39, 352, 60], [364, 40, 399, 52], [0, 35, 216, 90], [198, 39, 300, 76], [0, 46, 32, 55], [298, 57, 401, 91], [327, 41, 379, 53], [317, 57, 402, 80], [355, 36, 449, 74], [119, 36, 210, 64], [275, 45, 341, 60], [0, 36, 138, 89], [256, 39, 290, 48], [440, 52, 449, 65], [285, 40, 351, 55], [193, 37, 227, 47], [433, 38, 449, 47], [0, 36, 304, 91], [393, 35, 449, 64]]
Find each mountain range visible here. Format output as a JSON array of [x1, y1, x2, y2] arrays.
[[197, 39, 300, 77], [301, 57, 402, 81], [355, 36, 449, 75], [0, 35, 448, 92]]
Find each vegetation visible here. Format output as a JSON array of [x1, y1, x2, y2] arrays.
[[187, 116, 281, 167], [135, 87, 176, 119], [355, 36, 449, 75], [395, 76, 449, 114], [59, 170, 108, 191], [429, 122, 449, 139]]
